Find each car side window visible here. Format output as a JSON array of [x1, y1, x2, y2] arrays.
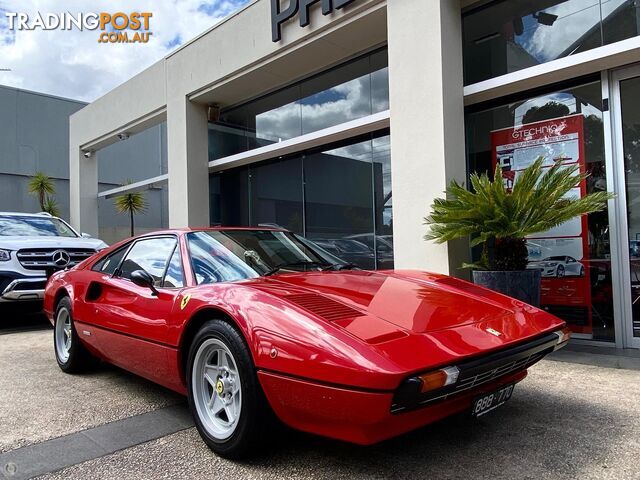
[[117, 237, 177, 286], [92, 246, 128, 275], [162, 245, 184, 288]]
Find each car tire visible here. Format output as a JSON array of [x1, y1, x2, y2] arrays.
[[54, 297, 94, 373], [187, 319, 270, 459], [556, 265, 565, 278], [579, 266, 585, 277]]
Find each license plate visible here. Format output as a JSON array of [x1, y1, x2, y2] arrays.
[[472, 383, 514, 417]]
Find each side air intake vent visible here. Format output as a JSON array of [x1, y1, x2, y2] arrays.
[[286, 293, 361, 321]]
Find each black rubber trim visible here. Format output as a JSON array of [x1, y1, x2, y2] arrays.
[[257, 368, 394, 395], [75, 320, 178, 350]]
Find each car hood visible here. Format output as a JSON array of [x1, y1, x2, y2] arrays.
[[246, 270, 564, 362], [0, 236, 107, 250], [260, 270, 515, 333]]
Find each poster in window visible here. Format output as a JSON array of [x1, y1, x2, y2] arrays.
[[491, 114, 592, 335]]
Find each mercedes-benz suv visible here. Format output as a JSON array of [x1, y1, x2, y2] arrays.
[[0, 212, 107, 303]]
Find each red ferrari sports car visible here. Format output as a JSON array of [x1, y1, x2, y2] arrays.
[[44, 227, 569, 458]]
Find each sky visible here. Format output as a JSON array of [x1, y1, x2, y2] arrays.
[[0, 0, 249, 102]]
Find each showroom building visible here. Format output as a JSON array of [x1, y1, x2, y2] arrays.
[[70, 0, 640, 349]]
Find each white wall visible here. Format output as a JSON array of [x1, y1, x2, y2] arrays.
[[387, 0, 468, 274]]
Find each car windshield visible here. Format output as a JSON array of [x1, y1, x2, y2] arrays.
[[0, 215, 77, 237], [542, 256, 566, 261], [186, 230, 345, 284]]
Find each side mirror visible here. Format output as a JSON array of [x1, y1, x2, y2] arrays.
[[130, 269, 159, 296], [81, 232, 92, 238]]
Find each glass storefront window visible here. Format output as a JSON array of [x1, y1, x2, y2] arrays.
[[250, 157, 304, 234], [209, 131, 393, 270], [209, 168, 250, 227], [463, 0, 640, 85], [619, 76, 640, 338], [304, 139, 376, 269], [465, 80, 614, 341], [208, 48, 389, 161]]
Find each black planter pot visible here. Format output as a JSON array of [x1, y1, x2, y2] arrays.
[[472, 270, 541, 307]]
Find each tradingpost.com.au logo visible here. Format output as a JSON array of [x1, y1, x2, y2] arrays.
[[4, 11, 153, 44]]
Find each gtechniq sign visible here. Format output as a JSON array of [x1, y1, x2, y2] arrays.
[[271, 0, 356, 42]]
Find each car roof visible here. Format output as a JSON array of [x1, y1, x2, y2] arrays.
[[135, 226, 289, 238], [0, 211, 60, 218]]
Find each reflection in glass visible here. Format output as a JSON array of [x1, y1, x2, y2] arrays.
[[250, 157, 304, 234], [373, 135, 394, 269], [118, 237, 177, 284], [208, 49, 389, 161], [210, 168, 250, 227], [463, 0, 640, 85], [465, 80, 614, 341], [619, 76, 640, 337], [208, 131, 393, 271], [305, 139, 376, 270]]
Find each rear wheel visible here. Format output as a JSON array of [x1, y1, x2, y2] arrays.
[[54, 297, 94, 373], [187, 320, 268, 459]]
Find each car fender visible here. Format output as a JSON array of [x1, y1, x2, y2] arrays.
[[43, 271, 75, 324], [172, 283, 407, 391]]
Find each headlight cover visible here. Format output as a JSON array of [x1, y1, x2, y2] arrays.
[[0, 249, 10, 261]]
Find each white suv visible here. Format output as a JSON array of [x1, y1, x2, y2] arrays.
[[0, 212, 108, 303]]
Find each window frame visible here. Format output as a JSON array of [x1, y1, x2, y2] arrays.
[[160, 241, 186, 289], [111, 234, 181, 288]]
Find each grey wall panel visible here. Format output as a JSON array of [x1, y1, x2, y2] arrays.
[[97, 186, 168, 244], [15, 90, 85, 178], [97, 124, 166, 184], [0, 175, 70, 218], [0, 85, 166, 242], [0, 87, 20, 176]]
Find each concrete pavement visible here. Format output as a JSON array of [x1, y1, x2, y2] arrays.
[[0, 329, 638, 479]]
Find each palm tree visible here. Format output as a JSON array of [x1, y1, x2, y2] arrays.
[[424, 157, 615, 271], [28, 171, 56, 212], [42, 197, 61, 218], [114, 182, 148, 237]]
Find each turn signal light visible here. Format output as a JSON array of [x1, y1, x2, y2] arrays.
[[418, 366, 460, 393]]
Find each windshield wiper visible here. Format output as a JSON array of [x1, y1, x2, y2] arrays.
[[322, 263, 359, 271], [264, 261, 327, 276]]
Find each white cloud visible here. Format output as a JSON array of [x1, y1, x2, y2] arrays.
[[0, 0, 248, 102], [521, 0, 628, 62]]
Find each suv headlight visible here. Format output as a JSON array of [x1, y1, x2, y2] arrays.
[[0, 249, 10, 261]]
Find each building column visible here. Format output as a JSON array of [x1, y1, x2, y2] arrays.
[[387, 0, 468, 275], [69, 139, 98, 237], [166, 97, 210, 228]]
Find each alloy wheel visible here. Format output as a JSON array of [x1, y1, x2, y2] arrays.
[[55, 307, 72, 363], [192, 338, 242, 440]]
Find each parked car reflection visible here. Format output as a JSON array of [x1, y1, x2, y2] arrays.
[[527, 256, 585, 278]]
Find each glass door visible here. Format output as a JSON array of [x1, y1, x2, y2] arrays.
[[611, 66, 640, 348]]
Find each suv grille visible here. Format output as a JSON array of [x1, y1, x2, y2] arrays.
[[17, 248, 96, 270]]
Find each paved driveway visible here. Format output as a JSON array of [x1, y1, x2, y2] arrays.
[[1, 327, 639, 480]]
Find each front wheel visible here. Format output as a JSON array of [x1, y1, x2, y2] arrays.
[[187, 320, 269, 459], [54, 297, 94, 373]]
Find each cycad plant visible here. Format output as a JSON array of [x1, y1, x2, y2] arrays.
[[28, 171, 56, 213], [425, 157, 614, 271], [114, 181, 148, 237]]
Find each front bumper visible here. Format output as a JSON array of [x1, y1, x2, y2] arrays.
[[258, 329, 569, 445], [259, 369, 528, 445], [0, 275, 47, 302]]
